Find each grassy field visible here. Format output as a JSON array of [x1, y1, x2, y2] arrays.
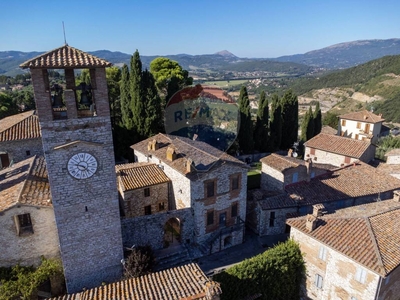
[[203, 79, 248, 88]]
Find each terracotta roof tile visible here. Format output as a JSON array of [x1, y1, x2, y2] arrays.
[[131, 133, 247, 178], [339, 110, 385, 123], [116, 162, 170, 191], [52, 263, 221, 300], [0, 111, 41, 142], [260, 153, 302, 172], [304, 133, 372, 158], [0, 156, 51, 212], [259, 162, 400, 209], [20, 45, 112, 69], [287, 201, 400, 276]]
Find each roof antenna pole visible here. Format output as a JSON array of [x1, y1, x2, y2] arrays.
[[62, 21, 68, 45]]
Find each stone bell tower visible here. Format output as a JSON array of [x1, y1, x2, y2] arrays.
[[20, 45, 123, 293]]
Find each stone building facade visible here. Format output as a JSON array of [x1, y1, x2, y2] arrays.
[[338, 110, 385, 144], [304, 133, 376, 167], [0, 111, 42, 168], [0, 156, 60, 267], [20, 46, 124, 293], [287, 199, 400, 300], [131, 133, 248, 254], [250, 153, 400, 236]]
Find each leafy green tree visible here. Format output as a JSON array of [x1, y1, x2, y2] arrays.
[[254, 91, 269, 152], [279, 90, 298, 150], [120, 64, 133, 130], [130, 50, 146, 138], [0, 92, 18, 119], [0, 258, 64, 300], [11, 86, 35, 110], [149, 57, 193, 106], [313, 101, 322, 136], [269, 94, 282, 151], [237, 86, 254, 154], [323, 111, 339, 129]]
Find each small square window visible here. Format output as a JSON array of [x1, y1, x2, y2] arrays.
[[15, 213, 33, 236], [231, 203, 238, 218], [158, 202, 165, 211], [355, 267, 367, 284], [144, 188, 150, 197], [206, 181, 215, 198], [318, 246, 327, 261], [315, 274, 323, 289], [26, 150, 31, 156], [356, 122, 361, 129], [231, 175, 239, 191], [310, 148, 316, 155], [207, 211, 214, 226], [144, 205, 151, 215], [341, 120, 346, 126]]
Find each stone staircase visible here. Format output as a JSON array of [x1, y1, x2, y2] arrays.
[[154, 244, 192, 271]]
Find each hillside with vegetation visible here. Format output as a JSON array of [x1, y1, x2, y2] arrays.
[[290, 55, 400, 122]]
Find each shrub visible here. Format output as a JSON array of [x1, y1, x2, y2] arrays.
[[123, 245, 155, 278], [213, 239, 305, 300]]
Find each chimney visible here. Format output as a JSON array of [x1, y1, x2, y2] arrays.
[[306, 214, 318, 232], [305, 158, 312, 182], [394, 190, 400, 202], [288, 149, 293, 157], [147, 139, 159, 151], [312, 204, 325, 217], [186, 158, 195, 173], [166, 146, 176, 161]]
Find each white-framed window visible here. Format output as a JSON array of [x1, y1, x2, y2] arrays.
[[318, 246, 327, 261], [315, 274, 323, 289], [355, 267, 367, 284]]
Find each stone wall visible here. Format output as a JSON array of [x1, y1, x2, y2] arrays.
[[261, 164, 285, 191], [0, 206, 60, 267], [0, 138, 43, 166], [120, 182, 170, 218], [305, 147, 360, 167], [259, 206, 297, 235], [291, 227, 380, 300], [121, 208, 194, 250]]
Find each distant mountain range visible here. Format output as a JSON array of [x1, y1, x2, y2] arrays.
[[1, 38, 400, 76]]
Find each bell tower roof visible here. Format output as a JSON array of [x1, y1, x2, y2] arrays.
[[19, 44, 112, 69]]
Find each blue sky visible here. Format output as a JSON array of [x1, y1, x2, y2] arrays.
[[1, 0, 399, 58]]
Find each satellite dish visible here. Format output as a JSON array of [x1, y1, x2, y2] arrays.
[[293, 152, 298, 158]]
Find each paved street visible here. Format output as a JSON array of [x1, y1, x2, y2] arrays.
[[196, 230, 288, 276]]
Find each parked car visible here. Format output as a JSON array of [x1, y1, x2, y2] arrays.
[[390, 127, 400, 136]]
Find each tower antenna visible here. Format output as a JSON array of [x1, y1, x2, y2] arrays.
[[62, 21, 68, 45]]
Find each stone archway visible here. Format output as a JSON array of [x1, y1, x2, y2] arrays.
[[164, 218, 181, 248]]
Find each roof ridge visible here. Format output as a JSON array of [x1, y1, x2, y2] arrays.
[[365, 216, 386, 275]]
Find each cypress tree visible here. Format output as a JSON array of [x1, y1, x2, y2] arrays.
[[237, 86, 254, 154], [254, 91, 269, 152], [313, 101, 322, 136], [280, 90, 298, 150], [269, 94, 282, 152], [142, 70, 163, 137], [130, 50, 145, 137], [301, 106, 315, 142], [120, 64, 133, 129]]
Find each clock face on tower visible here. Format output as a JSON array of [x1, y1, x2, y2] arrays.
[[67, 152, 98, 179]]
